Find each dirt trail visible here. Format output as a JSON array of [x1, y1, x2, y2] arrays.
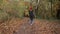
[[0, 17, 60, 34]]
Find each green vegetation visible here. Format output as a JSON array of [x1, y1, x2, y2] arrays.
[[0, 0, 59, 23]]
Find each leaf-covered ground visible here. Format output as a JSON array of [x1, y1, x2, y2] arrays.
[[0, 17, 60, 34]]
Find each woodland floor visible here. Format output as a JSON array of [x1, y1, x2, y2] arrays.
[[0, 17, 60, 34]]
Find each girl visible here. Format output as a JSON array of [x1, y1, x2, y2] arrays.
[[29, 5, 35, 25]]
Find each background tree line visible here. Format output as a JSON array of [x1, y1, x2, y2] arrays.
[[0, 0, 60, 22]]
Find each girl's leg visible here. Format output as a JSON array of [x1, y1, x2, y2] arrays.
[[30, 18, 35, 25]]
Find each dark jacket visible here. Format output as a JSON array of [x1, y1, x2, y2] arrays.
[[29, 10, 34, 19]]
